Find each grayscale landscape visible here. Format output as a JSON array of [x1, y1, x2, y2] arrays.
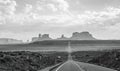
[[0, 0, 120, 71]]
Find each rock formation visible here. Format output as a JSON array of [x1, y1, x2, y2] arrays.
[[32, 32, 96, 42], [70, 31, 95, 40], [32, 34, 52, 42]]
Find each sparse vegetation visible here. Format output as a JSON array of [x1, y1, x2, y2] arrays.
[[73, 50, 120, 71], [72, 51, 105, 62], [88, 50, 120, 71], [0, 51, 68, 71], [0, 50, 120, 71]]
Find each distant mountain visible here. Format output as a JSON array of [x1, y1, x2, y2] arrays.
[[0, 38, 23, 44], [32, 31, 96, 42], [70, 31, 96, 40], [32, 34, 52, 42]]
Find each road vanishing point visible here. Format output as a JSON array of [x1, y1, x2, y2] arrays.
[[40, 42, 117, 71]]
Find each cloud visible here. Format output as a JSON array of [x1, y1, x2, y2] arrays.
[[36, 0, 69, 12], [76, 7, 120, 26], [24, 4, 32, 13], [70, 0, 120, 11], [0, 0, 12, 4], [47, 4, 58, 12], [1, 0, 120, 27], [52, 0, 69, 11], [0, 0, 17, 24], [0, 0, 71, 26], [0, 0, 17, 15]]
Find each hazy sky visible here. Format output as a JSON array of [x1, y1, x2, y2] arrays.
[[0, 0, 120, 41]]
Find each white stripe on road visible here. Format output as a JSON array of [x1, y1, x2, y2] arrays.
[[56, 60, 86, 71], [55, 61, 68, 71], [72, 61, 85, 71]]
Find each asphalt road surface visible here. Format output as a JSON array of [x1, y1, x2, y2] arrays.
[[55, 60, 85, 71], [51, 60, 117, 71]]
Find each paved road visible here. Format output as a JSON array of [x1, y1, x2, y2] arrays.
[[52, 60, 117, 71], [39, 63, 62, 71], [55, 60, 84, 71]]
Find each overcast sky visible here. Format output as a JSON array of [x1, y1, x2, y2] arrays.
[[0, 0, 120, 41]]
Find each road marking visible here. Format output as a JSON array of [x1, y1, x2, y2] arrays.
[[55, 60, 86, 71], [55, 61, 68, 71], [55, 60, 117, 71], [72, 61, 86, 71]]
